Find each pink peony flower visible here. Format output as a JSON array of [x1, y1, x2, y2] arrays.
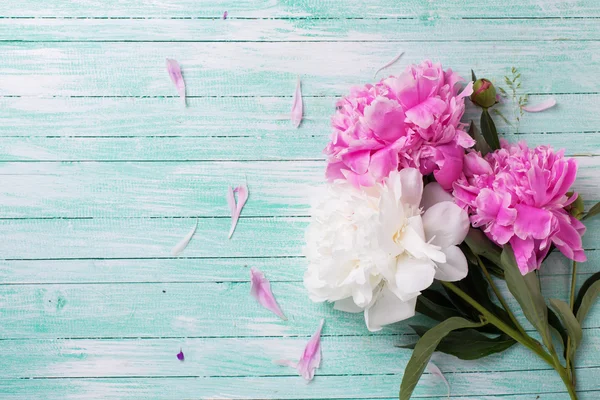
[[325, 60, 474, 190], [453, 140, 587, 274]]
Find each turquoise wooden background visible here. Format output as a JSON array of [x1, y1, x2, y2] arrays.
[[1, 1, 599, 399]]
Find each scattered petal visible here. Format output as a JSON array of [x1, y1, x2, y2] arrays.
[[166, 58, 186, 106], [250, 267, 287, 320], [291, 76, 303, 128], [171, 220, 198, 256], [223, 11, 228, 19], [177, 349, 185, 361], [427, 361, 450, 398], [521, 98, 556, 113], [228, 185, 249, 239], [275, 319, 324, 381], [373, 51, 404, 79]]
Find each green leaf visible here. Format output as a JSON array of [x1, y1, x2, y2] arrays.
[[464, 228, 502, 267], [549, 298, 582, 362], [547, 306, 568, 355], [399, 317, 485, 400], [574, 272, 600, 324], [471, 69, 477, 82], [480, 108, 500, 150], [468, 121, 492, 156], [583, 201, 600, 221], [416, 289, 464, 322], [399, 326, 516, 360], [501, 245, 553, 350]]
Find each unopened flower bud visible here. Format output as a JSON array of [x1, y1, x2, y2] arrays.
[[471, 79, 497, 108]]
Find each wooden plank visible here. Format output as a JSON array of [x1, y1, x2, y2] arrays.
[[0, 273, 598, 339], [2, 42, 600, 96], [1, 333, 600, 378], [1, 0, 599, 18], [0, 369, 598, 399], [4, 18, 600, 42], [0, 217, 599, 260], [1, 95, 599, 138], [0, 249, 596, 284], [0, 158, 597, 219]]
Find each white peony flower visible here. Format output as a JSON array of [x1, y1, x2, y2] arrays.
[[304, 168, 470, 331]]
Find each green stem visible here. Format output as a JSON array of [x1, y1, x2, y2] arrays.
[[475, 254, 527, 337], [441, 281, 578, 400], [566, 261, 578, 381]]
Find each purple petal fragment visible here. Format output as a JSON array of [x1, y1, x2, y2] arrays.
[[166, 58, 186, 106], [521, 97, 556, 113], [223, 11, 228, 19], [177, 349, 185, 361], [373, 51, 404, 79], [170, 220, 198, 256], [427, 361, 450, 398], [228, 185, 248, 239], [291, 76, 303, 128], [250, 267, 287, 320], [275, 319, 325, 382]]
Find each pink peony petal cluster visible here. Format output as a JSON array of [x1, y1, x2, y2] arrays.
[[453, 140, 586, 274], [325, 60, 475, 190]]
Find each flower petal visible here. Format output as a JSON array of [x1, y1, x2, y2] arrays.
[[176, 349, 185, 361], [514, 204, 553, 240], [405, 97, 447, 129], [363, 96, 406, 142], [228, 185, 249, 239], [250, 267, 287, 320], [365, 287, 417, 331], [427, 361, 451, 398], [291, 76, 303, 128], [222, 11, 228, 19], [275, 320, 325, 380], [397, 168, 424, 208], [333, 297, 363, 313], [165, 58, 186, 106], [394, 255, 436, 295], [521, 98, 556, 113], [421, 182, 454, 211], [373, 51, 404, 79], [434, 245, 468, 282], [170, 220, 198, 256], [423, 201, 470, 248]]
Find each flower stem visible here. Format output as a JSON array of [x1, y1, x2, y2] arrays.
[[566, 261, 578, 381], [475, 254, 528, 337], [441, 281, 578, 399]]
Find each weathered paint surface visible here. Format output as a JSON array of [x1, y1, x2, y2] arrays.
[[0, 1, 599, 399]]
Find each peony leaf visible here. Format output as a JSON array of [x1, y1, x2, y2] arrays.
[[275, 319, 324, 381], [502, 245, 553, 350], [574, 272, 600, 324], [228, 185, 249, 239], [549, 298, 582, 362], [464, 228, 502, 267], [426, 361, 450, 399], [468, 121, 492, 157], [416, 289, 463, 322], [521, 97, 556, 112], [471, 69, 477, 82], [250, 267, 287, 320], [291, 76, 303, 128], [399, 326, 515, 360], [548, 307, 568, 354], [165, 58, 186, 106], [400, 317, 485, 400], [583, 201, 600, 221], [479, 108, 500, 150], [373, 51, 404, 79], [170, 220, 198, 256]]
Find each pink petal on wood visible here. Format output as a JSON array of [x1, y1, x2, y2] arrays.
[[223, 11, 228, 19], [250, 267, 287, 320], [521, 98, 556, 112], [166, 58, 186, 106], [275, 319, 325, 382], [373, 51, 404, 79], [427, 361, 450, 398], [177, 349, 185, 361], [170, 220, 198, 256], [291, 76, 303, 128], [227, 185, 249, 239]]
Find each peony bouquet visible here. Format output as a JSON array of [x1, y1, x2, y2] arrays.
[[304, 60, 600, 399]]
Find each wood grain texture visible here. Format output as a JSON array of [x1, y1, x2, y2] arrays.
[[1, 0, 600, 399]]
